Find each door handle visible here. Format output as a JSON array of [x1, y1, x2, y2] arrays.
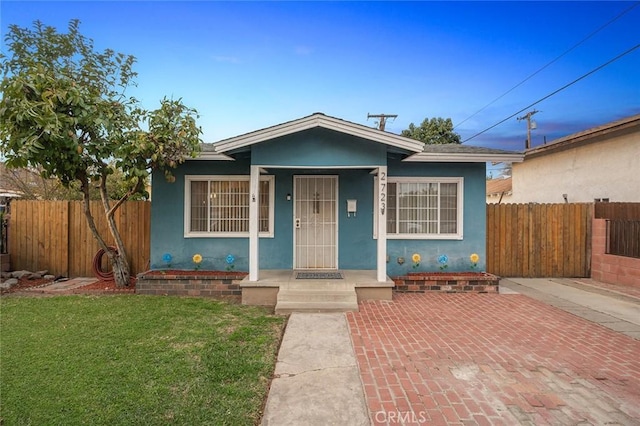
[[295, 218, 301, 229]]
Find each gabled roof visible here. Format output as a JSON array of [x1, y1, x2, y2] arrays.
[[525, 113, 640, 160], [211, 112, 426, 154], [486, 177, 512, 196], [193, 112, 524, 163], [403, 143, 524, 163]]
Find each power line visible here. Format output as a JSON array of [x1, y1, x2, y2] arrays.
[[462, 43, 640, 144], [454, 2, 640, 130]]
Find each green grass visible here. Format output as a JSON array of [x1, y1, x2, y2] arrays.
[[0, 295, 285, 425]]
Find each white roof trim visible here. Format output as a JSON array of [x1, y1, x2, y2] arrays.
[[213, 113, 425, 153], [251, 164, 383, 169], [404, 153, 524, 163], [188, 152, 235, 161]]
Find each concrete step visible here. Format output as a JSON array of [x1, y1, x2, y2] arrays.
[[283, 282, 355, 291], [275, 283, 358, 314], [278, 291, 358, 302], [275, 301, 359, 314]]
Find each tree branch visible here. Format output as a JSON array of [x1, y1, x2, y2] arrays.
[[80, 174, 109, 252], [99, 173, 129, 270]]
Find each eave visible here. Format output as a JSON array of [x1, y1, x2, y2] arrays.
[[525, 113, 640, 160], [187, 152, 235, 161], [211, 113, 425, 154], [403, 152, 524, 163]]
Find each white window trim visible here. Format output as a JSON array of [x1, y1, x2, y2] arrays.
[[184, 174, 275, 238], [374, 176, 464, 240]]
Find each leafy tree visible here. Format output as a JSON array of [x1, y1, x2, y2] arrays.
[[0, 20, 202, 287], [1, 163, 73, 200], [401, 117, 461, 144], [1, 163, 149, 201]]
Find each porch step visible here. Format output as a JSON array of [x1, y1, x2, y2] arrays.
[[275, 282, 358, 314]]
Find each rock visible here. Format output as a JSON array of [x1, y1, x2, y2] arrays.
[[55, 277, 69, 282], [35, 270, 49, 276], [44, 274, 56, 280], [11, 270, 32, 279], [1, 271, 11, 279], [0, 278, 19, 289], [28, 273, 42, 280]]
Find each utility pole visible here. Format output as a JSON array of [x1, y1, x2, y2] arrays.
[[367, 113, 397, 131], [517, 110, 539, 149]]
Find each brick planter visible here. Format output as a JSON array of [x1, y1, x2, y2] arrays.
[[393, 272, 500, 293], [136, 270, 247, 298]]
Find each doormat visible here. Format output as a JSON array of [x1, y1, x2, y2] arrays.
[[296, 272, 344, 279]]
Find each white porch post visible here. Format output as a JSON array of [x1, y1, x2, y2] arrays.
[[377, 166, 387, 282], [249, 165, 260, 281]]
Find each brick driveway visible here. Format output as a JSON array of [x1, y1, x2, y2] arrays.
[[347, 294, 640, 425]]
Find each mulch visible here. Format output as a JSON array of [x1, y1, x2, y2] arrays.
[[79, 277, 137, 292], [0, 277, 54, 294], [1, 276, 136, 295], [141, 269, 244, 277], [2, 270, 245, 295]]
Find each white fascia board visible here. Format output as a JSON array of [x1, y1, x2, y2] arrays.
[[252, 164, 383, 169], [213, 114, 425, 153], [213, 116, 321, 152], [188, 152, 235, 161], [403, 153, 524, 163], [319, 116, 425, 152]]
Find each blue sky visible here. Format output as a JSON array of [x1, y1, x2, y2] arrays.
[[2, 1, 639, 171]]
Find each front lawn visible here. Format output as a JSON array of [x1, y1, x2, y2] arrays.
[[0, 295, 285, 425]]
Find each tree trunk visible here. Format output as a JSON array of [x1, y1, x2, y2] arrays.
[[80, 175, 132, 288], [99, 175, 140, 288], [109, 249, 130, 288]]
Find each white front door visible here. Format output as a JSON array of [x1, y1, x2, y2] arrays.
[[294, 175, 338, 269]]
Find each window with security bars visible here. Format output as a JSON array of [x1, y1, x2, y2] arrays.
[[186, 176, 273, 237], [379, 177, 463, 239]]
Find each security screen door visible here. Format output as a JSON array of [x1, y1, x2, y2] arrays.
[[294, 176, 338, 269]]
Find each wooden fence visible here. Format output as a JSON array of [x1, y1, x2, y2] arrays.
[[595, 202, 640, 259], [594, 202, 640, 220], [486, 203, 593, 277], [8, 200, 150, 277], [606, 220, 640, 258], [7, 200, 599, 278]]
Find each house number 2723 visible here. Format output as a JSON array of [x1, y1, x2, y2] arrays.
[[379, 171, 386, 216]]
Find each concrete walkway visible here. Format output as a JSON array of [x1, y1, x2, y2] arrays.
[[261, 313, 369, 425], [501, 278, 640, 340]]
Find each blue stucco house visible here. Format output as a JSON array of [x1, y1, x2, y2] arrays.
[[148, 113, 522, 308]]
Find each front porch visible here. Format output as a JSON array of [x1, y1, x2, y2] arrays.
[[240, 269, 394, 313]]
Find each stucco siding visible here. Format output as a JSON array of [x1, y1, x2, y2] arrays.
[[510, 135, 639, 203], [385, 160, 487, 275], [150, 163, 378, 271], [150, 160, 254, 271], [486, 193, 513, 204], [150, 158, 488, 274], [260, 168, 378, 270], [252, 127, 387, 166]]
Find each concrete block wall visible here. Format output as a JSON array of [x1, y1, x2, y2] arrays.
[[591, 218, 640, 287]]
